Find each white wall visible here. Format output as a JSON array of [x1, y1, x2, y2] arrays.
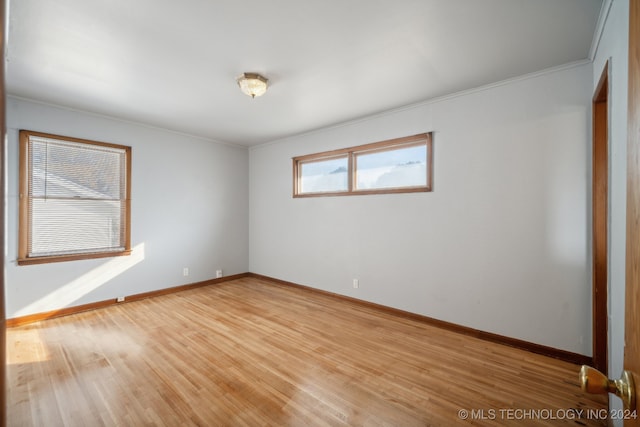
[[5, 97, 249, 319], [591, 0, 629, 421], [250, 63, 593, 355]]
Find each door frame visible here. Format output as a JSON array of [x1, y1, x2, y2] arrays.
[[593, 62, 609, 374], [0, 0, 6, 424], [625, 0, 640, 425]]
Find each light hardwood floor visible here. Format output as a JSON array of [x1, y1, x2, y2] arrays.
[[7, 277, 606, 426]]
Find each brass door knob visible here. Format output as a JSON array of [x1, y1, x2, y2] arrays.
[[580, 365, 636, 410]]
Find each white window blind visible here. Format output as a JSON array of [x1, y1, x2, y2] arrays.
[[22, 132, 130, 260]]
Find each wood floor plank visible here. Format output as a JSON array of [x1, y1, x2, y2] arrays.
[[7, 277, 606, 426]]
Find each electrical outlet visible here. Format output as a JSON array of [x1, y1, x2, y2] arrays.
[[117, 296, 125, 303], [183, 267, 189, 276], [353, 279, 359, 289], [216, 269, 223, 278]]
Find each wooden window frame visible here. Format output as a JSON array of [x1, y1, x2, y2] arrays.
[[18, 130, 132, 266], [293, 132, 433, 197]]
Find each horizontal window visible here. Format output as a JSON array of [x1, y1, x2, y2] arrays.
[[293, 133, 432, 197], [19, 130, 131, 265]]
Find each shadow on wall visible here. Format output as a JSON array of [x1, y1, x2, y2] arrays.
[[13, 243, 146, 317]]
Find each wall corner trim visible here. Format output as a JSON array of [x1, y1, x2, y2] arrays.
[[589, 0, 614, 61]]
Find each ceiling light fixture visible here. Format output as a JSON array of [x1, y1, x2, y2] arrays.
[[237, 73, 268, 98]]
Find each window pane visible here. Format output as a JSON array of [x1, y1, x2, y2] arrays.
[[355, 144, 427, 190], [29, 198, 125, 257], [30, 137, 124, 199], [300, 157, 348, 193]]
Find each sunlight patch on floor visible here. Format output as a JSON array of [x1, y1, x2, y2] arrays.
[[7, 328, 50, 365], [14, 243, 145, 317]]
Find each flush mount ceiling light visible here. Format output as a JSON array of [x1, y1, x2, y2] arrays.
[[237, 73, 268, 98]]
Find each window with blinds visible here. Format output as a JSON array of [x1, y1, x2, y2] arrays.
[[18, 130, 131, 265]]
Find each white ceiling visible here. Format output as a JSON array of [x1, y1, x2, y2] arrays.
[[6, 0, 603, 146]]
